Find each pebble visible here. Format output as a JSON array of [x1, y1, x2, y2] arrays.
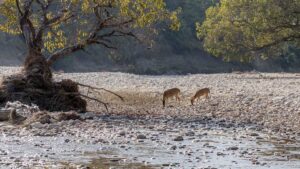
[[137, 134, 147, 139], [250, 133, 259, 137], [110, 159, 120, 162], [179, 145, 186, 149], [227, 146, 239, 151], [169, 145, 177, 150], [185, 131, 195, 136], [217, 152, 226, 156], [174, 136, 184, 141], [119, 131, 126, 136]]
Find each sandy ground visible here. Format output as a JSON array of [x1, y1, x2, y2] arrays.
[[0, 67, 300, 169]]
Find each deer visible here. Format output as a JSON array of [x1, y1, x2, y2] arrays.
[[191, 88, 210, 105], [162, 88, 181, 107]]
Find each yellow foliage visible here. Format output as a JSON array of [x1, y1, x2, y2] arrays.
[[0, 0, 180, 54], [197, 0, 300, 61]]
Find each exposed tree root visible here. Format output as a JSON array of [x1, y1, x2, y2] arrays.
[[0, 74, 87, 112], [0, 74, 123, 113], [62, 92, 109, 112], [0, 53, 121, 113], [76, 82, 124, 101], [79, 94, 109, 112]]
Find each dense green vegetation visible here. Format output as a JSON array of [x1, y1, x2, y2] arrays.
[[0, 0, 299, 74], [198, 0, 300, 62]]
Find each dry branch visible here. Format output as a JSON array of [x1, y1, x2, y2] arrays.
[[76, 82, 124, 101], [79, 94, 109, 112]]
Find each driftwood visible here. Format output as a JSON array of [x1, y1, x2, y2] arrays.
[[0, 109, 26, 124]]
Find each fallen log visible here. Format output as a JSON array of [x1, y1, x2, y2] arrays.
[[0, 109, 12, 121], [0, 109, 26, 124]]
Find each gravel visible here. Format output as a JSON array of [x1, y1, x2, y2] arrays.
[[1, 67, 300, 135], [49, 69, 300, 134], [0, 67, 300, 168]]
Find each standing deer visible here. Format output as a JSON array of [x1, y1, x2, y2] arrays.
[[191, 88, 210, 105], [162, 88, 181, 107]]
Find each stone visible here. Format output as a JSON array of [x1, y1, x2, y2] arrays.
[[119, 131, 126, 136], [137, 134, 147, 139], [185, 131, 195, 136], [227, 146, 239, 151], [249, 133, 259, 137], [169, 145, 177, 150], [173, 136, 184, 141], [217, 152, 226, 156]]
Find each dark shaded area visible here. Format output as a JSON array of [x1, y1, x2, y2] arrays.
[[0, 48, 87, 112]]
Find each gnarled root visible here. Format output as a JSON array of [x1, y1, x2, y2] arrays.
[[0, 74, 87, 112]]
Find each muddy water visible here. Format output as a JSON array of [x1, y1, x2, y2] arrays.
[[0, 118, 300, 169]]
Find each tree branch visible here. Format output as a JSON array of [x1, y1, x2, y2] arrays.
[[250, 35, 300, 51], [35, 0, 75, 45], [78, 94, 109, 112], [45, 2, 138, 65], [15, 0, 23, 16], [18, 0, 38, 49], [47, 44, 85, 65]]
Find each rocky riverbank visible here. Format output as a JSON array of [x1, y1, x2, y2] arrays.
[[0, 67, 300, 168], [0, 112, 300, 168], [54, 70, 300, 135]]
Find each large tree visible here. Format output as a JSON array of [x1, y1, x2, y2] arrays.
[[0, 0, 180, 111], [197, 0, 300, 62]]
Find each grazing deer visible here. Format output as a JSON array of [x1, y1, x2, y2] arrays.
[[191, 88, 210, 105], [163, 88, 180, 107]]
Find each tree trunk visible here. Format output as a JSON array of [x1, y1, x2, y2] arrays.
[[0, 48, 87, 112], [0, 0, 87, 112], [23, 48, 52, 89]]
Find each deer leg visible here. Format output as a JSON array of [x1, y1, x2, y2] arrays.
[[193, 97, 197, 105], [207, 93, 211, 99], [176, 94, 180, 102]]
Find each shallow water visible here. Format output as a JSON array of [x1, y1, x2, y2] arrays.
[[0, 119, 299, 169]]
